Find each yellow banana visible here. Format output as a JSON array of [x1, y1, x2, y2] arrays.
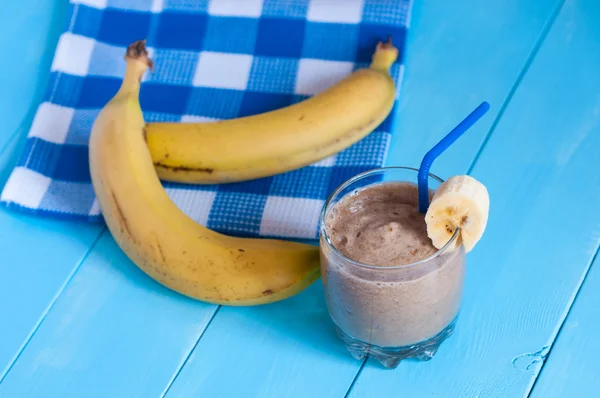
[[145, 40, 399, 184], [89, 41, 320, 306]]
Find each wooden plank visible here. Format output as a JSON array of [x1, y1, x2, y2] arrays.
[[0, 0, 107, 381], [0, 232, 217, 397], [530, 250, 600, 397], [0, 0, 67, 147], [161, 1, 565, 396], [349, 0, 600, 396], [385, 0, 562, 174], [164, 281, 360, 398]]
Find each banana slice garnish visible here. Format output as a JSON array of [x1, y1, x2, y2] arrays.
[[425, 175, 490, 253]]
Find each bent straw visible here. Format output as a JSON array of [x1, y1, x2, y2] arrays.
[[418, 101, 490, 213]]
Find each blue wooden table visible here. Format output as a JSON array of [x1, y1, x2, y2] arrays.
[[1, 0, 598, 396]]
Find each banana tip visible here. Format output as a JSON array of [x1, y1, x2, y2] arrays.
[[377, 36, 396, 50], [125, 39, 154, 71], [371, 36, 399, 72]]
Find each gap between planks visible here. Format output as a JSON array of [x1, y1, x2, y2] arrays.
[[527, 243, 600, 397], [160, 306, 222, 398], [0, 228, 106, 383]]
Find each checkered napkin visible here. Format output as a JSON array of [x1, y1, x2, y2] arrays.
[[0, 0, 412, 240]]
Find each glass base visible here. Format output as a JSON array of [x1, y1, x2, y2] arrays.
[[335, 319, 457, 369]]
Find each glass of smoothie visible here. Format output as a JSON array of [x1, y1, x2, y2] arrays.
[[319, 166, 466, 369]]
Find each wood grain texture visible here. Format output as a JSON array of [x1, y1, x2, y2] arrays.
[[0, 232, 218, 398], [0, 0, 107, 382], [162, 1, 565, 396], [530, 250, 600, 397], [349, 0, 600, 396]]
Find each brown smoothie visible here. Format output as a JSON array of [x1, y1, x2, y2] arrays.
[[321, 182, 465, 347]]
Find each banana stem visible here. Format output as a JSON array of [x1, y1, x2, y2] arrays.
[[370, 37, 399, 74], [117, 40, 153, 96]]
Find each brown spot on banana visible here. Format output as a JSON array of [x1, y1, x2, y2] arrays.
[[110, 191, 136, 244], [155, 235, 167, 264], [154, 162, 214, 174], [263, 289, 274, 295]]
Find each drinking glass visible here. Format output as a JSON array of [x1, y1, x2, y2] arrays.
[[319, 167, 465, 368]]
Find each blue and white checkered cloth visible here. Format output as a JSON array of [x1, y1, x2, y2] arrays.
[[0, 0, 412, 240]]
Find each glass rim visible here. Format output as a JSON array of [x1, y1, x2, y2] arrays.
[[319, 166, 461, 270]]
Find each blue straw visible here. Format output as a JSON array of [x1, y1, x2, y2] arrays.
[[418, 101, 490, 214]]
